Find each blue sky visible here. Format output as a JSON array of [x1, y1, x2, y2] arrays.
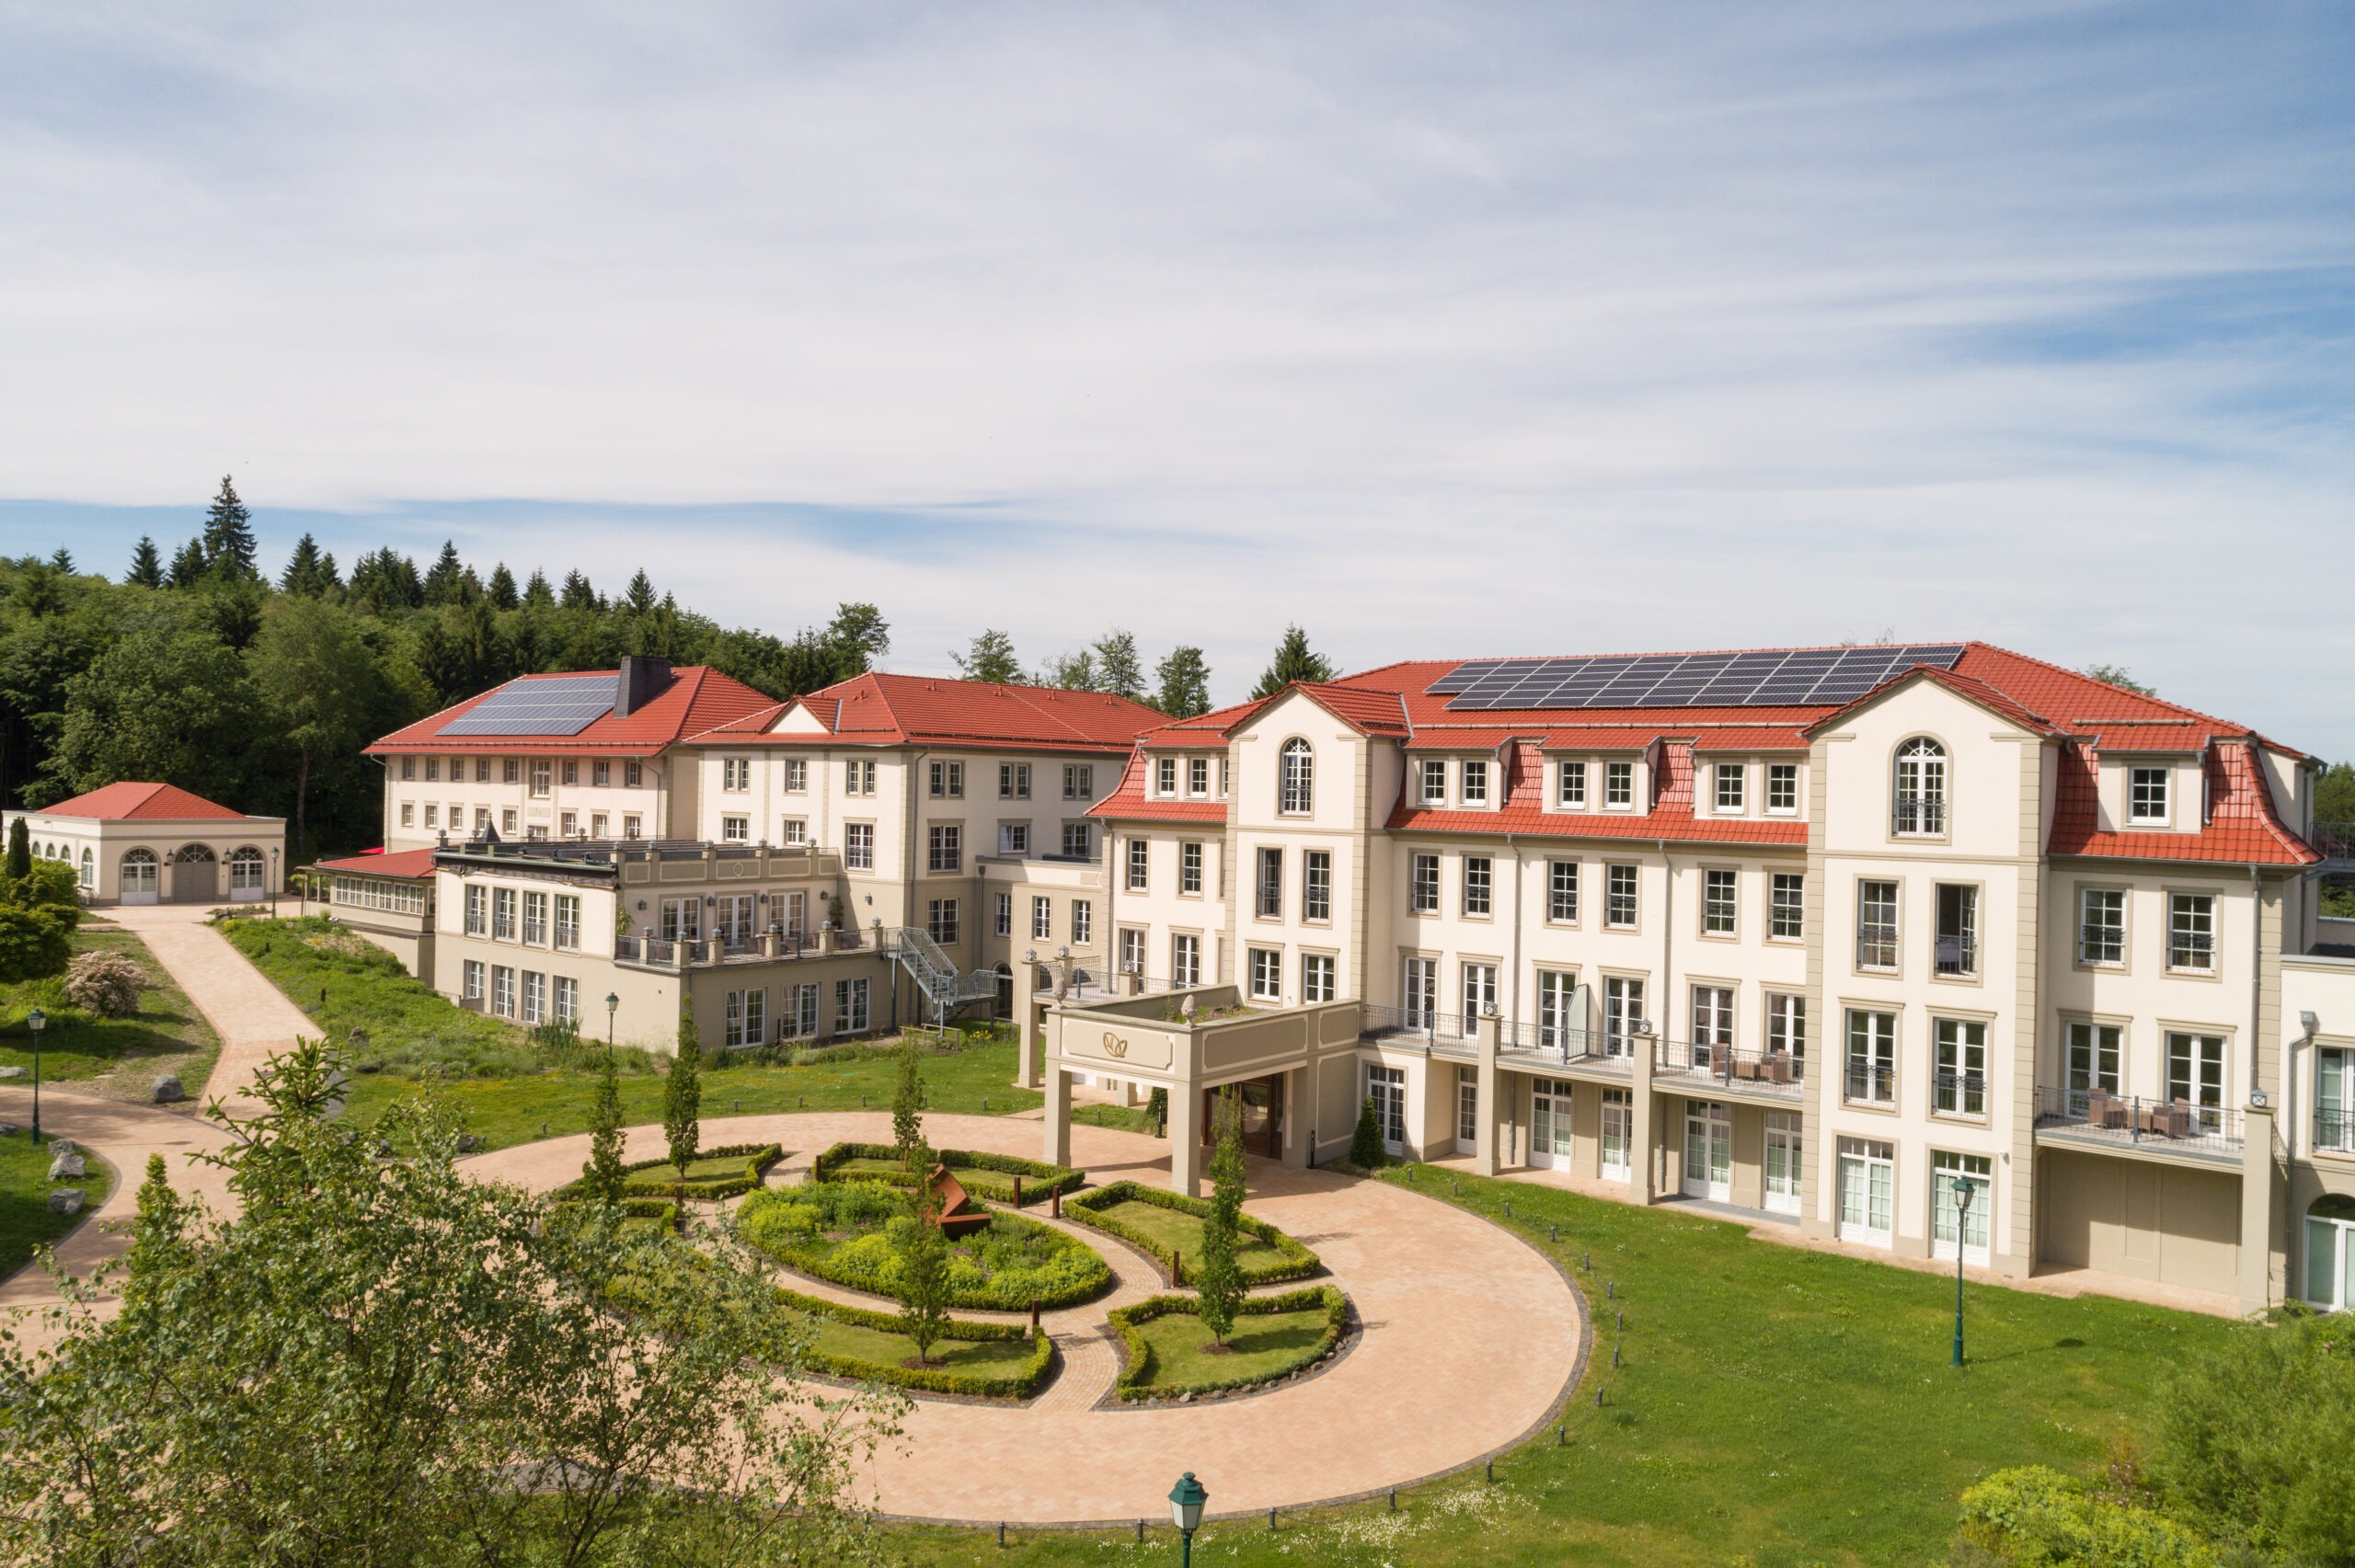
[[0, 4, 2349, 750]]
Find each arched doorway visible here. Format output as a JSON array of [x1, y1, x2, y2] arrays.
[[228, 845, 267, 900], [2303, 1193, 2355, 1311], [120, 847, 160, 904], [171, 843, 219, 903]]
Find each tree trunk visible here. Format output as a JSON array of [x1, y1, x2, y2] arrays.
[[294, 749, 310, 861]]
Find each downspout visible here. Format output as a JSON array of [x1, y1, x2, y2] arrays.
[[1659, 837, 1673, 1197], [2250, 864, 2264, 1104]]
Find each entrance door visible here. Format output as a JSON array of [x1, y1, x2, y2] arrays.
[[227, 847, 266, 900], [1838, 1139, 1894, 1247], [1600, 1088, 1632, 1181], [120, 850, 159, 905], [1203, 1078, 1284, 1160], [170, 845, 218, 903], [1682, 1102, 1731, 1201], [1931, 1151, 1993, 1265], [1455, 1067, 1479, 1155], [1367, 1065, 1407, 1158], [1763, 1111, 1802, 1215], [1530, 1079, 1575, 1170]]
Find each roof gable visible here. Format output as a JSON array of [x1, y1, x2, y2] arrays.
[[36, 782, 248, 821]]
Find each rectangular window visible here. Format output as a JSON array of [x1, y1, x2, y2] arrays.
[[476, 807, 490, 834], [998, 822, 1029, 856], [423, 803, 439, 830], [721, 758, 746, 792], [555, 896, 583, 952], [2078, 888, 2125, 965], [465, 885, 488, 935], [1538, 971, 1580, 1050], [1715, 763, 1744, 812], [2066, 1021, 2123, 1098], [784, 759, 806, 792], [625, 759, 642, 787], [1547, 860, 1579, 923], [1409, 853, 1440, 914], [1119, 927, 1145, 975], [1771, 872, 1805, 940], [521, 971, 546, 1026], [1156, 757, 1178, 795], [927, 898, 959, 944], [401, 756, 417, 781], [1703, 868, 1737, 935], [591, 812, 609, 839], [789, 984, 821, 1038], [1558, 760, 1587, 807], [1767, 993, 1806, 1065], [501, 808, 519, 837], [2165, 1032, 2226, 1118], [1604, 761, 1634, 807], [1402, 956, 1438, 1027], [1173, 933, 1201, 987], [1127, 839, 1150, 891], [401, 802, 416, 828], [844, 823, 874, 871], [2168, 892, 2216, 971], [1766, 762, 1798, 813], [927, 825, 961, 873], [2130, 765, 2170, 824], [1857, 880, 1900, 969], [721, 815, 748, 842], [1935, 884, 1978, 977], [1302, 953, 1336, 1003], [947, 761, 964, 797], [493, 887, 517, 941], [463, 959, 484, 1001], [553, 976, 578, 1024], [1304, 851, 1332, 921], [1071, 899, 1092, 946], [2316, 1047, 2350, 1153], [1256, 847, 1283, 919], [1419, 758, 1447, 805], [1061, 822, 1092, 858], [1934, 1019, 1988, 1116], [1463, 855, 1493, 917], [1931, 1151, 1993, 1264], [1000, 762, 1029, 799], [844, 760, 875, 796], [1462, 962, 1498, 1023], [1461, 759, 1489, 806], [1032, 897, 1052, 940], [1605, 864, 1638, 929], [724, 988, 767, 1047], [834, 978, 869, 1034], [1179, 841, 1203, 895], [1691, 984, 1734, 1067], [425, 757, 441, 783], [529, 760, 551, 797], [994, 891, 1012, 937], [490, 965, 515, 1020], [1188, 757, 1210, 795], [1603, 977, 1645, 1055], [1063, 764, 1094, 801], [660, 897, 701, 944], [1248, 948, 1282, 1001], [1844, 1010, 1897, 1104], [559, 810, 578, 837], [522, 890, 547, 945]]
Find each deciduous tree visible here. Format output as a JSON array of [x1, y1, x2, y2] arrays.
[[951, 629, 1024, 685], [248, 597, 383, 859], [1154, 645, 1212, 717], [664, 1015, 703, 1185], [1195, 1088, 1247, 1346]]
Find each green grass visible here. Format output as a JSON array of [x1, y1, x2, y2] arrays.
[[0, 926, 222, 1095], [797, 1312, 1042, 1378], [1123, 1302, 1330, 1391], [890, 1162, 2241, 1568], [0, 1130, 116, 1281], [1086, 1197, 1288, 1276]]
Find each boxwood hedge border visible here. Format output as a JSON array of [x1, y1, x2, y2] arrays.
[[740, 1196, 1113, 1311], [771, 1283, 1055, 1401], [1107, 1285, 1349, 1402], [1064, 1180, 1320, 1286], [558, 1142, 784, 1201], [810, 1141, 1086, 1207]]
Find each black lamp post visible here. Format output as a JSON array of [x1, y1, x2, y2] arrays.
[[270, 846, 280, 917], [1949, 1176, 1979, 1368], [605, 991, 620, 1054], [1168, 1472, 1207, 1567], [26, 1006, 44, 1145]]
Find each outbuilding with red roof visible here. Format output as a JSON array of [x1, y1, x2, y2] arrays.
[[6, 784, 285, 905]]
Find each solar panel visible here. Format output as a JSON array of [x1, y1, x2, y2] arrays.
[[441, 674, 617, 736], [1430, 644, 1967, 711]]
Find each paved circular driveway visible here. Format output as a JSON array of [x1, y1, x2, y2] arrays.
[[471, 1111, 1587, 1524]]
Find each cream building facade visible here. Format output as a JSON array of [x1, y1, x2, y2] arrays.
[[3, 783, 285, 905]]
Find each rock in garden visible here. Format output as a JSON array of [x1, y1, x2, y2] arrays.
[[0, 1121, 17, 1137], [49, 1153, 86, 1181], [46, 1139, 76, 1159], [0, 1066, 25, 1080], [47, 1189, 84, 1217], [152, 1075, 186, 1104], [456, 1133, 483, 1153]]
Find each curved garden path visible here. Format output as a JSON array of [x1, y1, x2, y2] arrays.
[[470, 1112, 1589, 1525]]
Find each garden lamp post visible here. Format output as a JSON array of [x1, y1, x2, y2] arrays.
[[1950, 1176, 1979, 1368], [605, 991, 620, 1053], [270, 847, 280, 916], [1167, 1472, 1206, 1567], [26, 1006, 44, 1145]]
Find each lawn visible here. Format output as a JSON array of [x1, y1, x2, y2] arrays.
[[739, 1185, 1111, 1310], [1084, 1196, 1289, 1276], [890, 1162, 2240, 1568], [797, 1312, 1042, 1379], [0, 1129, 116, 1282], [0, 925, 222, 1104], [1120, 1301, 1332, 1392]]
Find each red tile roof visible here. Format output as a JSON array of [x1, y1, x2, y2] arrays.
[[35, 782, 250, 821], [368, 667, 774, 757], [312, 847, 441, 879], [1086, 751, 1231, 825], [1684, 727, 1811, 753], [698, 673, 1162, 753], [2049, 740, 2318, 867], [1385, 738, 1811, 848], [1133, 699, 1268, 749], [1290, 682, 1412, 738]]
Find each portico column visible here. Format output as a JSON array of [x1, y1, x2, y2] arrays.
[[1167, 1080, 1204, 1196], [2238, 1102, 2278, 1314], [1043, 1060, 1073, 1168], [1017, 998, 1042, 1089], [1475, 1013, 1502, 1177], [1629, 1028, 1658, 1202]]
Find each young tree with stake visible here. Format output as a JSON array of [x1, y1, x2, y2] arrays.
[[1194, 1088, 1247, 1349], [895, 1139, 952, 1368]]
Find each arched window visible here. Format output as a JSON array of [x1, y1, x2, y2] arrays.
[[121, 847, 159, 900], [228, 845, 267, 896], [78, 848, 94, 887], [1280, 738, 1314, 816], [1894, 738, 1947, 835]]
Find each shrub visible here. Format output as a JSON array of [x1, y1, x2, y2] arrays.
[[1958, 1466, 2220, 1567], [62, 950, 144, 1018], [809, 1141, 1085, 1206], [738, 1186, 1109, 1310], [1349, 1094, 1386, 1170], [1109, 1286, 1348, 1402], [559, 1143, 781, 1203], [1063, 1181, 1320, 1286]]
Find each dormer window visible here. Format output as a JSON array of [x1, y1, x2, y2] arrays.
[[1280, 739, 1314, 815], [1604, 761, 1635, 808], [1894, 738, 1947, 836], [1419, 758, 1447, 806], [1461, 759, 1489, 807], [2129, 765, 2170, 825], [1714, 763, 1744, 813], [1558, 761, 1587, 807], [1188, 757, 1210, 796], [1156, 756, 1178, 795]]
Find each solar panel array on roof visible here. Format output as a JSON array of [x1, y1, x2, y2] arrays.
[[440, 674, 618, 736], [1433, 646, 1968, 711]]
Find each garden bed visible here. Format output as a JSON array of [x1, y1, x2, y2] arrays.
[[811, 1141, 1085, 1207], [557, 1143, 783, 1201], [1109, 1286, 1348, 1402], [769, 1284, 1054, 1399], [738, 1183, 1111, 1310], [1064, 1181, 1319, 1285], [550, 1196, 680, 1236]]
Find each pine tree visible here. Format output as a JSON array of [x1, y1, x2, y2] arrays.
[[1350, 1093, 1387, 1171], [48, 549, 73, 574], [422, 542, 468, 606], [1092, 631, 1145, 701], [168, 538, 209, 589], [580, 1050, 627, 1208], [663, 1015, 702, 1185], [125, 536, 165, 589], [6, 818, 29, 882], [279, 533, 330, 596], [889, 1036, 929, 1166], [951, 629, 1024, 685], [559, 570, 598, 611], [1195, 1089, 1247, 1346], [1154, 646, 1212, 717], [1251, 624, 1338, 700], [486, 563, 519, 610], [523, 568, 555, 608], [201, 475, 258, 578], [895, 1139, 952, 1368], [622, 570, 657, 617]]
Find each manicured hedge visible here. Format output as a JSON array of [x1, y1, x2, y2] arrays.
[[737, 1185, 1112, 1310], [1109, 1286, 1348, 1402], [552, 1196, 682, 1231], [810, 1141, 1086, 1206], [1065, 1180, 1320, 1285], [768, 1283, 1054, 1400], [560, 1142, 783, 1201]]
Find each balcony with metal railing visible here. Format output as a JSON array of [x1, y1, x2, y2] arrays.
[[2315, 1106, 2355, 1156], [1843, 1061, 1896, 1106], [1361, 1004, 1480, 1059], [1929, 1070, 1990, 1119], [2033, 1084, 2243, 1163], [614, 924, 863, 972], [1655, 1037, 1805, 1101]]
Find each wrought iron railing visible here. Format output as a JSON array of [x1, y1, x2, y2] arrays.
[[1844, 1061, 1896, 1104], [1657, 1038, 1806, 1091], [2315, 1106, 2355, 1153], [1930, 1070, 1989, 1118], [2311, 821, 2355, 860], [2034, 1085, 2242, 1153]]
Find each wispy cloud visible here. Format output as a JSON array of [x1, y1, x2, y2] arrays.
[[0, 3, 2349, 748]]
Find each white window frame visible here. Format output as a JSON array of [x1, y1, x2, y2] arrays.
[[1714, 763, 1744, 813], [1419, 758, 1447, 806], [998, 822, 1029, 856], [1702, 868, 1737, 936], [1604, 864, 1638, 930], [1557, 760, 1587, 808], [1304, 850, 1332, 922], [1408, 853, 1440, 914], [2168, 891, 2216, 972], [1127, 839, 1150, 891], [1248, 947, 1282, 1001], [1770, 872, 1804, 941], [1179, 841, 1203, 895], [1279, 739, 1314, 816], [2129, 765, 2170, 825], [1766, 762, 1798, 814], [1547, 860, 1579, 924], [1302, 953, 1336, 1003], [2077, 887, 2126, 967], [1462, 855, 1492, 918], [1461, 758, 1489, 807]]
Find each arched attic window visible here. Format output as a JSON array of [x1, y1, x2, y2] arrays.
[[1894, 738, 1947, 835], [1280, 738, 1314, 816]]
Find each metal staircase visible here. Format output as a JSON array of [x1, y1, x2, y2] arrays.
[[879, 926, 1002, 1025]]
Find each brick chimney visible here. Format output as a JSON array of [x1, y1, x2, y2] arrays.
[[615, 656, 672, 717]]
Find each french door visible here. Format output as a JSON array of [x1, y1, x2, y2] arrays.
[[1763, 1111, 1802, 1215], [1455, 1067, 1479, 1155], [1367, 1065, 1407, 1157], [1838, 1138, 1894, 1247], [2304, 1202, 2355, 1311], [1530, 1079, 1575, 1170], [1682, 1102, 1731, 1201], [1600, 1089, 1632, 1181], [1930, 1151, 1993, 1265]]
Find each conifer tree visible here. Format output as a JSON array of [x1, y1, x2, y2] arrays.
[[891, 1035, 925, 1171], [123, 1153, 194, 1299], [580, 1050, 627, 1208], [1195, 1088, 1247, 1346], [279, 533, 331, 596], [559, 570, 598, 611], [6, 818, 29, 882], [1251, 624, 1338, 700], [486, 563, 519, 610], [422, 542, 468, 606], [523, 568, 555, 608], [167, 538, 208, 589], [1350, 1094, 1387, 1170], [48, 550, 72, 574], [1154, 646, 1212, 717], [200, 475, 258, 578], [951, 629, 1024, 685], [125, 537, 164, 589], [663, 1015, 702, 1185], [622, 570, 657, 617]]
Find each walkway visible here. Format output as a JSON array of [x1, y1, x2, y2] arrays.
[[106, 904, 317, 1116], [470, 1112, 1588, 1525]]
